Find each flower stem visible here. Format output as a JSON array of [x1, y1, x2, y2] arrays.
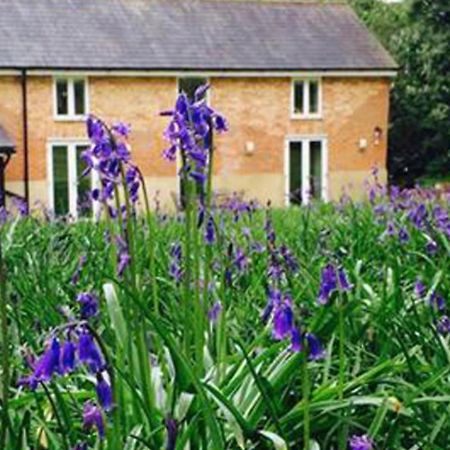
[[0, 236, 10, 449], [302, 352, 310, 450], [338, 301, 346, 450]]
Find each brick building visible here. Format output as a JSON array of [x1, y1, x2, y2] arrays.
[[0, 0, 396, 215]]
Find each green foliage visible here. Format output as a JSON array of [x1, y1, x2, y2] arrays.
[[1, 192, 449, 449], [350, 0, 450, 185]]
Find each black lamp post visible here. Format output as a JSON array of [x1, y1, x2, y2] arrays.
[[0, 144, 15, 208]]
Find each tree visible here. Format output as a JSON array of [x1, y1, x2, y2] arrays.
[[351, 0, 450, 185]]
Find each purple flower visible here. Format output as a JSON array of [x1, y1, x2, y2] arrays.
[[204, 216, 216, 245], [112, 122, 131, 138], [96, 373, 113, 411], [32, 337, 61, 384], [337, 268, 352, 291], [349, 434, 374, 450], [414, 279, 426, 298], [234, 248, 248, 272], [262, 288, 281, 323], [272, 295, 293, 340], [71, 255, 87, 285], [208, 301, 222, 323], [78, 329, 104, 373], [280, 245, 299, 273], [83, 402, 105, 439], [305, 333, 326, 361], [398, 228, 410, 244], [425, 239, 438, 255], [165, 416, 178, 450], [290, 327, 302, 353], [317, 264, 337, 304], [61, 339, 76, 375], [169, 242, 183, 283], [430, 292, 445, 311], [117, 249, 131, 278], [437, 316, 450, 335], [161, 86, 228, 188], [77, 292, 99, 319]]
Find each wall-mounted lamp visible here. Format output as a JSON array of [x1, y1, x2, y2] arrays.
[[373, 126, 383, 146], [358, 138, 368, 152], [245, 141, 255, 156]]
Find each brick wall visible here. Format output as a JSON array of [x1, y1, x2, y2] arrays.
[[1, 74, 390, 206]]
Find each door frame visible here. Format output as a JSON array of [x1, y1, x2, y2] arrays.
[[284, 135, 328, 206], [47, 139, 99, 218]]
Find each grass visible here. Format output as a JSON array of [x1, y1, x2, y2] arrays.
[[0, 189, 449, 450]]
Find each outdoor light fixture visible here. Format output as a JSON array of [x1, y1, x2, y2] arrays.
[[373, 126, 383, 145], [0, 127, 16, 207], [245, 141, 255, 155]]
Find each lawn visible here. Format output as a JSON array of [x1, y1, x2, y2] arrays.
[[0, 91, 449, 450]]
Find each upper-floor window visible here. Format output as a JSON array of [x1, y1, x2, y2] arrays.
[[292, 78, 322, 119], [54, 77, 88, 120]]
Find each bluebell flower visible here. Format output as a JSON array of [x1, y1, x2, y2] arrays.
[[78, 329, 104, 373], [305, 333, 326, 361], [96, 373, 113, 411], [165, 416, 178, 450], [414, 279, 426, 298], [430, 292, 445, 311], [169, 242, 183, 283], [32, 337, 61, 384], [337, 268, 352, 291], [398, 227, 410, 244], [61, 339, 76, 375], [112, 122, 131, 138], [83, 402, 105, 439], [349, 434, 374, 450], [77, 292, 99, 319], [290, 327, 302, 353], [272, 295, 293, 340], [437, 316, 450, 335], [317, 264, 337, 305], [208, 301, 222, 323], [234, 248, 248, 272], [204, 216, 216, 245], [425, 239, 438, 255]]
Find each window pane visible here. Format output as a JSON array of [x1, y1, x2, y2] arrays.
[[309, 80, 319, 114], [74, 80, 86, 115], [52, 145, 69, 215], [56, 80, 68, 115], [76, 145, 92, 217], [293, 81, 304, 115], [178, 77, 208, 101], [289, 142, 303, 205], [309, 141, 322, 200]]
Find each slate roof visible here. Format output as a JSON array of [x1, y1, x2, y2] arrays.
[[0, 0, 397, 71], [0, 125, 14, 151]]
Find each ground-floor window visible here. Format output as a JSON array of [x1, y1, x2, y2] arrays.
[[286, 137, 328, 205], [48, 142, 94, 217]]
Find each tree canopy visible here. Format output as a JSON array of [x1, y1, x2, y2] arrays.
[[351, 0, 450, 185]]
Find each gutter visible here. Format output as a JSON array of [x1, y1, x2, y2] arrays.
[[21, 69, 29, 205]]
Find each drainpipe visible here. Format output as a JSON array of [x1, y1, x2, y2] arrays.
[[21, 69, 29, 205]]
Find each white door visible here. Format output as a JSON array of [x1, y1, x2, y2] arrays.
[[285, 138, 328, 206]]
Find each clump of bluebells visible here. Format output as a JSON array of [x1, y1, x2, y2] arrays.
[[19, 290, 112, 440]]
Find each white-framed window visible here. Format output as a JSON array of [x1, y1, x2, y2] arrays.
[[291, 78, 322, 119], [284, 136, 328, 205], [53, 77, 88, 120], [47, 141, 97, 218]]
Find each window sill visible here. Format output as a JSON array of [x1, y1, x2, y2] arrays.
[[53, 115, 87, 123], [291, 114, 323, 121]]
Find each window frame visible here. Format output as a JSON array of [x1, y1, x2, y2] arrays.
[[291, 78, 323, 120], [284, 135, 328, 206], [53, 77, 89, 121], [47, 140, 99, 218]]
